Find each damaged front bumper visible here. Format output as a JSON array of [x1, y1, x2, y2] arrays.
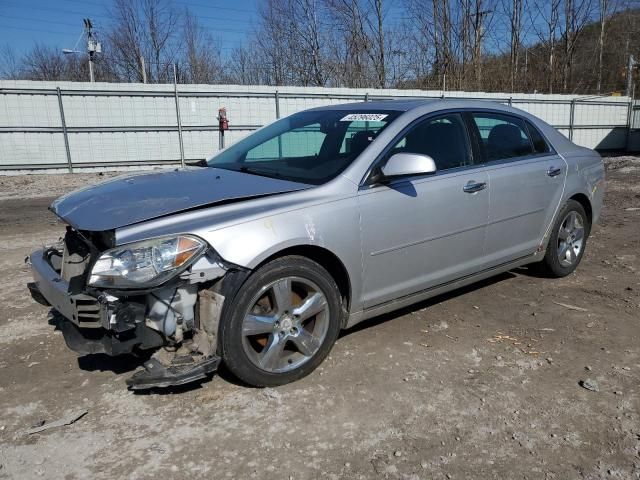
[[27, 242, 237, 389], [28, 248, 165, 355]]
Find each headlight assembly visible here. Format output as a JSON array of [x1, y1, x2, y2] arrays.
[[88, 235, 206, 289]]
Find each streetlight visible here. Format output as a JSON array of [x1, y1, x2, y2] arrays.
[[62, 19, 100, 82]]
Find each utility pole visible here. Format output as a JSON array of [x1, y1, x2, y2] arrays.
[[84, 18, 100, 82], [140, 56, 147, 84], [626, 55, 636, 98], [65, 20, 101, 82]]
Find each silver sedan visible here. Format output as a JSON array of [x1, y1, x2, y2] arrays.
[[28, 99, 605, 389]]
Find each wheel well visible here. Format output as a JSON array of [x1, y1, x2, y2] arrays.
[[569, 193, 593, 225], [258, 246, 352, 314]]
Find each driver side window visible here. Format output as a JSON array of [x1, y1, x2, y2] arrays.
[[390, 113, 473, 171]]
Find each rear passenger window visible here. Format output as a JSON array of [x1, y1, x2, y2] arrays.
[[472, 113, 534, 161], [526, 121, 551, 154]]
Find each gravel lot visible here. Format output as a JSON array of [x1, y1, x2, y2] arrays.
[[0, 158, 639, 479]]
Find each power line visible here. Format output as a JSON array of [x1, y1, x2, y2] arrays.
[[173, 0, 255, 15], [34, 0, 256, 17], [1, 1, 112, 20], [0, 23, 77, 36], [0, 13, 251, 39], [0, 14, 84, 29]]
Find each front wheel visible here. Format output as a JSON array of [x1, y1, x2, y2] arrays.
[[536, 199, 590, 278], [219, 255, 343, 387]]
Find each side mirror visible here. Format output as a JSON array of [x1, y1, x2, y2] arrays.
[[380, 153, 437, 179]]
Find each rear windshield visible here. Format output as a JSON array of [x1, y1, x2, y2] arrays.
[[207, 110, 400, 185]]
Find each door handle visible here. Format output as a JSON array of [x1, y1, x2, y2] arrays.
[[547, 166, 562, 177], [463, 181, 487, 193]]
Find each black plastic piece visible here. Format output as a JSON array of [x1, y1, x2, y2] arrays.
[[27, 282, 50, 307], [64, 227, 93, 294], [58, 318, 164, 356], [109, 301, 145, 333], [125, 355, 221, 390]]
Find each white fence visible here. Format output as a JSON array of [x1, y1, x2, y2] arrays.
[[0, 80, 634, 172]]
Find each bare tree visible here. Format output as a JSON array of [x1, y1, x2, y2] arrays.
[[107, 0, 180, 82], [2, 0, 640, 95], [181, 10, 224, 84], [596, 0, 618, 92], [366, 0, 387, 88], [228, 44, 267, 85], [533, 0, 562, 92], [20, 44, 66, 81], [292, 0, 328, 86], [0, 45, 21, 80], [470, 1, 496, 89], [405, 0, 451, 88], [503, 0, 525, 91], [325, 0, 370, 87], [560, 0, 593, 91]]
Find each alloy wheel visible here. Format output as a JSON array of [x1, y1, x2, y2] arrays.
[[241, 276, 330, 373], [556, 211, 585, 267]]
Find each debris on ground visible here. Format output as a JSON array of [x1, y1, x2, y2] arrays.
[[262, 388, 282, 400], [487, 333, 542, 356], [579, 379, 599, 392], [24, 410, 88, 435], [552, 301, 589, 312]]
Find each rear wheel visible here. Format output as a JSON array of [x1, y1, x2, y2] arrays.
[[219, 256, 342, 387], [536, 200, 590, 277]]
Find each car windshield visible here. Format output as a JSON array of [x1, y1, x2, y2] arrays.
[[207, 110, 401, 185]]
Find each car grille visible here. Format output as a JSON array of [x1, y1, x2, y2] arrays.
[[72, 294, 104, 328]]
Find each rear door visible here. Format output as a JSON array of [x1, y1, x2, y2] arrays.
[[468, 111, 567, 265]]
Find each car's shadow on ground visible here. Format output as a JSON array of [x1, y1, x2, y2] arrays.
[[340, 270, 521, 339], [47, 310, 151, 377]]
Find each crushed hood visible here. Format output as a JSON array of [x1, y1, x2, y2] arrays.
[[51, 167, 312, 231]]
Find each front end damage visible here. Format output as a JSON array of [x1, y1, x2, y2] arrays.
[[27, 227, 247, 389]]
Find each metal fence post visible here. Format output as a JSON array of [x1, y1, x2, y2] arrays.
[[569, 99, 576, 141], [275, 90, 283, 157], [625, 98, 634, 152], [56, 87, 73, 173], [364, 92, 369, 102], [173, 64, 185, 167]]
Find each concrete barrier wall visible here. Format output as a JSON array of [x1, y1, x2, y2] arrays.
[[0, 80, 633, 171]]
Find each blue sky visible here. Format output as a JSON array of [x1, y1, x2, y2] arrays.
[[0, 0, 260, 56]]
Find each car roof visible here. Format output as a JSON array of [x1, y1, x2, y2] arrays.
[[310, 99, 437, 112], [310, 98, 514, 112]]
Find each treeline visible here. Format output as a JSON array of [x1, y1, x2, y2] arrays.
[[1, 0, 639, 95]]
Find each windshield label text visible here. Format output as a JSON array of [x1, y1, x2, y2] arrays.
[[340, 113, 388, 122]]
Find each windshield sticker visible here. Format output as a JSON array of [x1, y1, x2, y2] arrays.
[[340, 113, 388, 122]]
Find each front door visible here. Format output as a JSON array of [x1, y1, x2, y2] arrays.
[[358, 113, 490, 309]]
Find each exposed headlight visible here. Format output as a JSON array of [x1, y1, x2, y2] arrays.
[[88, 235, 206, 289]]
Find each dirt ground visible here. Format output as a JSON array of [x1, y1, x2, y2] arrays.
[[0, 158, 639, 480]]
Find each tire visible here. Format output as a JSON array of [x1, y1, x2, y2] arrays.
[[536, 199, 590, 278], [219, 255, 342, 387]]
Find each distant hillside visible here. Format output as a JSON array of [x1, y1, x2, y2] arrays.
[[485, 8, 640, 95]]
